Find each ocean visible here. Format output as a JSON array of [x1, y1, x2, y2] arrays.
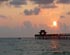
[[0, 38, 70, 55]]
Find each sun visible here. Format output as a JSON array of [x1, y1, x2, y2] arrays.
[[53, 21, 57, 27]]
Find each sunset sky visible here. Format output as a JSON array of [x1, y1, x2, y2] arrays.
[[0, 0, 70, 37]]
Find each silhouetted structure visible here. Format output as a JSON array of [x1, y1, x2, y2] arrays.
[[35, 30, 70, 40]]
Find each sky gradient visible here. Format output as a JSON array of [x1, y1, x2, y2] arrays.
[[0, 0, 70, 37]]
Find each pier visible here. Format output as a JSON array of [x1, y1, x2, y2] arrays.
[[35, 30, 70, 40]]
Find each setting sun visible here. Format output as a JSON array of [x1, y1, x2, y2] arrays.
[[53, 21, 57, 27]]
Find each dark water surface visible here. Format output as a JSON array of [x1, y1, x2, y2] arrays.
[[0, 38, 70, 55]]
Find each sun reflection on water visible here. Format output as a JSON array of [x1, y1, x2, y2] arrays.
[[49, 40, 61, 52]]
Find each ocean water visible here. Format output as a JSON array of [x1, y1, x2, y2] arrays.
[[0, 38, 70, 55]]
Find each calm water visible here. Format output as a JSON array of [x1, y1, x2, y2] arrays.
[[0, 37, 70, 55]]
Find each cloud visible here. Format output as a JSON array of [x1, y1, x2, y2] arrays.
[[58, 21, 70, 33], [30, 0, 54, 4], [0, 0, 8, 2], [0, 26, 21, 37], [0, 15, 7, 19], [20, 21, 48, 37], [21, 21, 36, 37], [24, 7, 40, 15], [21, 21, 70, 37], [0, 0, 27, 7], [66, 12, 70, 15], [0, 20, 70, 37], [57, 0, 70, 4], [30, 0, 58, 8], [33, 7, 40, 15], [60, 15, 65, 19], [0, 0, 9, 5], [39, 4, 57, 8], [23, 21, 33, 28], [0, 0, 57, 8], [10, 0, 27, 7], [0, 0, 9, 4], [24, 9, 33, 15]]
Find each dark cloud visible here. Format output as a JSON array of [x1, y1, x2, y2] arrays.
[[66, 12, 70, 15], [44, 5, 57, 8], [0, 0, 57, 8], [31, 0, 54, 4], [39, 4, 57, 8], [57, 0, 70, 4], [30, 0, 58, 8], [24, 7, 40, 15], [24, 9, 33, 15], [33, 7, 40, 15], [0, 15, 7, 19], [0, 0, 8, 2], [10, 0, 27, 7], [0, 0, 9, 4], [60, 15, 65, 19]]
